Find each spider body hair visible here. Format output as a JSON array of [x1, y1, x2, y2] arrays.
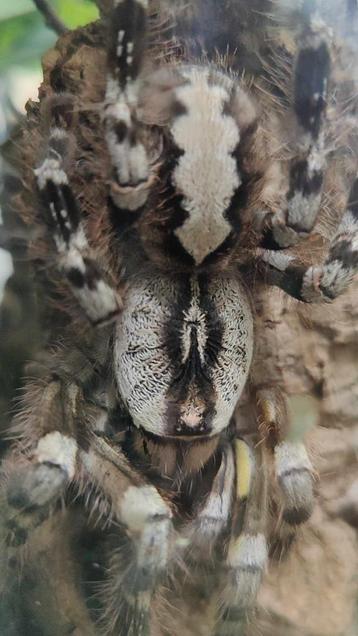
[[1, 1, 358, 634]]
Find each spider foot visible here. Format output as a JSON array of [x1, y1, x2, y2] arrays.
[[275, 441, 315, 524], [6, 461, 67, 511], [1, 460, 68, 555], [103, 486, 172, 636], [255, 388, 315, 524], [185, 444, 235, 560], [105, 103, 151, 210], [215, 533, 268, 636], [117, 485, 173, 602]]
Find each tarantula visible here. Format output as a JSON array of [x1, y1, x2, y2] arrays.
[[1, 0, 358, 634]]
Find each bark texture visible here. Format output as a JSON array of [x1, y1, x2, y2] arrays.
[[253, 285, 358, 636]]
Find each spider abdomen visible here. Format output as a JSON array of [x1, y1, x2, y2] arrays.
[[114, 271, 253, 438]]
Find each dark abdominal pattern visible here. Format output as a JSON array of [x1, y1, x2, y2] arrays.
[[164, 273, 224, 436]]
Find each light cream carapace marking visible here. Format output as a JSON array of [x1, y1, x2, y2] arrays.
[[172, 68, 241, 264]]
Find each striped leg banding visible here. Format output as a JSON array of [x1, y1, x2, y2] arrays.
[[256, 175, 358, 305], [275, 441, 314, 524], [301, 177, 358, 302], [6, 431, 76, 512], [185, 445, 235, 558], [1, 432, 76, 550], [101, 544, 153, 636], [96, 486, 171, 636], [262, 10, 331, 250], [80, 444, 173, 579], [104, 0, 151, 211], [35, 101, 122, 325], [255, 387, 315, 524], [215, 442, 268, 636], [119, 485, 172, 578], [80, 445, 173, 632]]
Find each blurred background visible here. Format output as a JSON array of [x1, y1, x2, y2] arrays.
[[0, 0, 99, 298]]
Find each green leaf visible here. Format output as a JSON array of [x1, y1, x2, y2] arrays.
[[54, 0, 98, 28], [0, 0, 98, 25], [0, 0, 35, 22], [0, 12, 55, 70], [0, 1, 99, 71]]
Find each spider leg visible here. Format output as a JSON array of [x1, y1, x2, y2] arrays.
[[255, 386, 314, 524], [1, 378, 80, 553], [260, 8, 331, 249], [0, 378, 81, 600], [35, 96, 122, 326], [104, 0, 152, 212], [253, 176, 358, 302], [3, 347, 173, 634], [80, 436, 173, 634], [214, 441, 268, 636], [185, 443, 235, 561], [248, 285, 316, 525]]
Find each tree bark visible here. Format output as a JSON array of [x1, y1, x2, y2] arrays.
[[253, 284, 358, 636]]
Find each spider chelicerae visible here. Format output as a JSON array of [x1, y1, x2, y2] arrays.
[[1, 0, 358, 634]]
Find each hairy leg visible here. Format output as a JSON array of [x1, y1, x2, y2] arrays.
[[252, 176, 358, 302], [0, 508, 96, 636], [35, 95, 122, 326], [185, 443, 235, 559], [258, 5, 331, 249], [255, 386, 315, 525], [248, 288, 316, 526], [104, 0, 153, 212], [214, 441, 268, 636], [0, 376, 82, 564], [2, 350, 173, 635], [80, 435, 173, 636]]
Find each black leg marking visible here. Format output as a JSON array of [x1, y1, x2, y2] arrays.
[[184, 444, 235, 560], [101, 537, 152, 636], [215, 442, 268, 636], [294, 39, 330, 141], [104, 0, 151, 210], [1, 446, 71, 554], [312, 177, 358, 301], [35, 99, 121, 325], [256, 178, 358, 303], [261, 12, 331, 249], [107, 0, 148, 89], [255, 387, 315, 524]]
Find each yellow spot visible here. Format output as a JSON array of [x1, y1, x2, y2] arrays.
[[235, 440, 252, 499]]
